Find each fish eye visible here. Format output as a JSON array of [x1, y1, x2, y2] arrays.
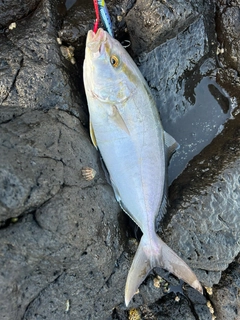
[[110, 55, 119, 68]]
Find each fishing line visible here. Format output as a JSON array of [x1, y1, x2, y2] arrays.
[[93, 0, 100, 33]]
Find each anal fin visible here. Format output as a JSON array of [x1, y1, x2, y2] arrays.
[[90, 120, 98, 149], [110, 178, 141, 228]]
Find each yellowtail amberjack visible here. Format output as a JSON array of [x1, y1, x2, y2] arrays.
[[83, 28, 202, 306]]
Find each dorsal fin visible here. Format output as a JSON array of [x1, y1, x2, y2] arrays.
[[164, 131, 179, 161]]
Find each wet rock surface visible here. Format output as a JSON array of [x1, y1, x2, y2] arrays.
[[216, 1, 240, 72], [0, 0, 240, 319], [0, 0, 41, 29], [164, 114, 240, 284], [125, 0, 206, 55], [1, 0, 86, 121]]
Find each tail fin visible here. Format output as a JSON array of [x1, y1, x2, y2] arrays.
[[125, 233, 202, 306]]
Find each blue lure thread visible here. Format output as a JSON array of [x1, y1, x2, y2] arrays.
[[97, 0, 114, 37]]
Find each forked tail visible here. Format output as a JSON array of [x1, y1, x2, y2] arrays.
[[125, 233, 202, 306]]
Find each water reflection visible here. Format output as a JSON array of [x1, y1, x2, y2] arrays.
[[167, 76, 232, 184], [138, 17, 234, 184], [65, 0, 77, 10]]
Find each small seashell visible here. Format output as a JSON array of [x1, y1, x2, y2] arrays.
[[56, 37, 62, 45], [128, 308, 141, 320], [153, 275, 163, 288], [65, 299, 70, 312], [81, 167, 96, 181], [216, 47, 224, 55], [9, 22, 16, 30], [70, 57, 76, 65]]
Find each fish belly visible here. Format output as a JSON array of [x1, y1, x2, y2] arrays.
[[90, 93, 165, 232]]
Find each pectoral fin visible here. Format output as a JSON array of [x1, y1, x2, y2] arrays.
[[109, 105, 130, 135], [90, 121, 98, 149]]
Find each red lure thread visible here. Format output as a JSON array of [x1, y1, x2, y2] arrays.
[[93, 0, 100, 33]]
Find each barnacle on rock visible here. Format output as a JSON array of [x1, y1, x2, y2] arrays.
[[60, 45, 76, 64], [128, 308, 141, 320], [81, 167, 97, 181]]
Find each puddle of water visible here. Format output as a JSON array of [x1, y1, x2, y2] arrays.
[[138, 17, 234, 184], [65, 0, 93, 11], [166, 76, 233, 184], [65, 0, 77, 10]]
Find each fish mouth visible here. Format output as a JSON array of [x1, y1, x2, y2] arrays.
[[86, 28, 107, 55]]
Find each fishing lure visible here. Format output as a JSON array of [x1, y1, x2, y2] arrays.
[[93, 0, 113, 37], [97, 0, 114, 37]]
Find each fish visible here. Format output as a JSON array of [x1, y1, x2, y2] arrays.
[[83, 28, 203, 306]]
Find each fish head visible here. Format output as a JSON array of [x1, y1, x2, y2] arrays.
[[83, 28, 139, 104]]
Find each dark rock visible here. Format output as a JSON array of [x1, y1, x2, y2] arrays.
[[139, 17, 208, 122], [216, 68, 240, 107], [58, 0, 94, 52], [162, 113, 240, 286], [211, 253, 240, 320], [125, 0, 206, 55], [0, 109, 100, 222], [2, 0, 87, 122], [117, 116, 239, 315], [58, 0, 134, 59], [147, 293, 210, 320], [216, 3, 240, 72], [0, 0, 41, 29], [0, 184, 123, 320], [0, 35, 23, 106]]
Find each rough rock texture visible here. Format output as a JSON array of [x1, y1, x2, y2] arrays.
[[0, 0, 240, 319], [0, 184, 123, 320], [58, 0, 135, 57], [0, 0, 41, 29], [125, 0, 206, 54], [215, 1, 240, 124], [139, 17, 207, 122], [211, 253, 240, 320], [0, 110, 96, 221], [163, 113, 240, 286], [216, 2, 240, 72], [58, 0, 94, 51], [0, 0, 86, 121]]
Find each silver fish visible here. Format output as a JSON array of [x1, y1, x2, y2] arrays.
[[83, 28, 202, 306]]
